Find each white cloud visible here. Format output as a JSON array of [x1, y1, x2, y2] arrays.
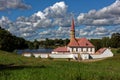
[[77, 0, 120, 26], [0, 1, 72, 40], [0, 1, 120, 41], [38, 27, 70, 40], [34, 11, 46, 19], [77, 26, 111, 38], [44, 1, 67, 18], [0, 0, 31, 10], [76, 0, 120, 38]]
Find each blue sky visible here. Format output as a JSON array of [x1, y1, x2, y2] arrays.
[[0, 0, 120, 41], [0, 0, 115, 21]]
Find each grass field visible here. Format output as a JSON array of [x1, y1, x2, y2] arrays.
[[0, 49, 120, 80]]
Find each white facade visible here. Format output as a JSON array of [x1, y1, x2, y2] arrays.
[[22, 53, 32, 57], [22, 48, 113, 60], [68, 47, 95, 54], [22, 53, 48, 58], [81, 54, 89, 60], [90, 49, 113, 59], [22, 53, 76, 59], [33, 54, 49, 58], [49, 54, 73, 58], [51, 52, 68, 54]]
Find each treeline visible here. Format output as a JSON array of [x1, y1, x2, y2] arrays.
[[90, 33, 120, 50], [27, 33, 120, 50], [0, 27, 29, 52], [0, 27, 69, 51], [39, 33, 120, 51], [0, 26, 120, 52], [39, 38, 70, 48]]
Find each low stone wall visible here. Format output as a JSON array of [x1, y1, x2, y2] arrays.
[[33, 54, 48, 58], [90, 54, 113, 59], [49, 54, 74, 58], [22, 53, 32, 57], [22, 53, 79, 59]]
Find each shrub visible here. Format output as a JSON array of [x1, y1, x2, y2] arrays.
[[117, 49, 120, 53]]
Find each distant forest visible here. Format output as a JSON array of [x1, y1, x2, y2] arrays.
[[0, 27, 120, 52]]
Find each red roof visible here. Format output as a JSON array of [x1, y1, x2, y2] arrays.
[[95, 48, 107, 54], [68, 38, 79, 47], [53, 19, 95, 53], [69, 19, 94, 47], [77, 38, 94, 47], [53, 47, 69, 52], [68, 38, 94, 47]]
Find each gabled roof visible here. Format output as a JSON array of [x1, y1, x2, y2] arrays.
[[77, 38, 94, 47], [68, 38, 79, 47], [68, 38, 94, 47], [53, 47, 69, 52], [95, 48, 107, 54]]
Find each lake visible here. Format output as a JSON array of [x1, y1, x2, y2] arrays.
[[17, 48, 53, 54]]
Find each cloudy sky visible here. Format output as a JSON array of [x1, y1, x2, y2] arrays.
[[0, 0, 120, 41]]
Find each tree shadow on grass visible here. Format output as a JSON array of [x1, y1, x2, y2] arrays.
[[0, 64, 46, 70]]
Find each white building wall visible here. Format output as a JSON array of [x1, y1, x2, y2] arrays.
[[49, 54, 73, 58], [23, 53, 31, 57], [90, 49, 113, 59], [73, 48, 76, 52], [92, 48, 95, 54], [72, 54, 78, 59], [81, 54, 89, 60], [88, 48, 91, 52], [78, 48, 81, 52], [83, 48, 87, 52], [33, 54, 41, 58], [40, 54, 48, 58], [66, 47, 95, 54], [69, 47, 72, 52], [52, 52, 58, 54]]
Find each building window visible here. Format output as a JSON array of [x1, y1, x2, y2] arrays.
[[86, 48, 88, 51], [76, 48, 78, 52], [90, 48, 92, 52], [81, 48, 83, 52], [83, 48, 86, 52], [78, 48, 81, 52], [72, 48, 73, 52]]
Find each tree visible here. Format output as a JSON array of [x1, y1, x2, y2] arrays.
[[90, 39, 102, 51], [0, 27, 28, 52], [33, 39, 39, 49], [111, 33, 120, 48], [101, 37, 110, 48]]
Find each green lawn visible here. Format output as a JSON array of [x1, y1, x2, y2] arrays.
[[0, 50, 120, 80]]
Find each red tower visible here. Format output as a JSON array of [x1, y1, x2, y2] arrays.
[[68, 18, 79, 47]]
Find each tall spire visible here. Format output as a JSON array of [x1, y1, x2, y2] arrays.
[[71, 18, 75, 31], [68, 18, 79, 47], [70, 18, 75, 39]]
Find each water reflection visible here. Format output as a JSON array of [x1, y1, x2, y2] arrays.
[[17, 48, 53, 54]]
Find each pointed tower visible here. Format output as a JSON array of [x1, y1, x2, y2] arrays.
[[70, 18, 75, 39], [68, 18, 79, 47]]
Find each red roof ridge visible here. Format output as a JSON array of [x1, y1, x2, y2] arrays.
[[77, 38, 94, 47], [95, 48, 107, 54], [53, 46, 69, 52]]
